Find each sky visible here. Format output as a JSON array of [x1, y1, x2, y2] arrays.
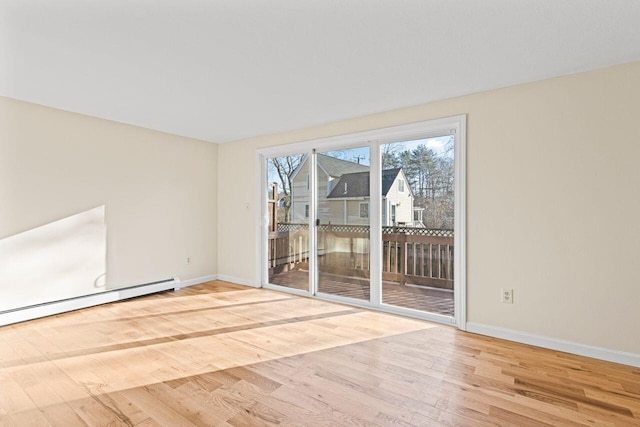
[[267, 135, 454, 188], [321, 135, 454, 166]]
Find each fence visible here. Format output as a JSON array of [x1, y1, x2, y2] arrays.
[[268, 223, 454, 289]]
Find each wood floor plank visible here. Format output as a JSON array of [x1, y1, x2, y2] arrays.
[[0, 371, 37, 416], [119, 387, 200, 427], [1, 281, 639, 427], [3, 409, 52, 427]]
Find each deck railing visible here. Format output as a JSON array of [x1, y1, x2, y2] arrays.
[[268, 223, 454, 289]]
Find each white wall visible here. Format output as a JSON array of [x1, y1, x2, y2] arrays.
[[0, 97, 218, 308], [218, 60, 640, 356]]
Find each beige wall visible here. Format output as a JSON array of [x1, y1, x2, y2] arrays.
[[218, 60, 640, 355], [3, 60, 637, 355], [0, 97, 218, 302]]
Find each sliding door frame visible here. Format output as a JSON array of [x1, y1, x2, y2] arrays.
[[257, 115, 466, 329]]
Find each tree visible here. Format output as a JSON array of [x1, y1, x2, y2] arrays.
[[269, 155, 303, 222], [384, 142, 454, 229], [381, 143, 401, 169]]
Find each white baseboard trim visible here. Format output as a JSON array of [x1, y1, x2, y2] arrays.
[[174, 274, 219, 289], [0, 278, 179, 327], [216, 275, 261, 288], [466, 322, 640, 368]]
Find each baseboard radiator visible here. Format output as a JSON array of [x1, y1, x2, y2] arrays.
[[0, 278, 179, 327]]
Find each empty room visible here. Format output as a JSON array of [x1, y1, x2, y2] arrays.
[[1, 1, 639, 426]]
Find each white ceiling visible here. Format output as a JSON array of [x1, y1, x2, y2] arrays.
[[2, 1, 640, 143]]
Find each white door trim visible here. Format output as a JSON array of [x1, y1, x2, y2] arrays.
[[454, 115, 467, 330]]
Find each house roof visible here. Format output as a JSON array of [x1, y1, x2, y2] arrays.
[[382, 168, 403, 196], [327, 168, 402, 199], [317, 154, 368, 178]]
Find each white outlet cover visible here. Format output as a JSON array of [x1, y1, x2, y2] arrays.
[[501, 288, 514, 304]]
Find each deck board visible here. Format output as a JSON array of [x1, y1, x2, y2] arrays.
[[270, 269, 454, 315]]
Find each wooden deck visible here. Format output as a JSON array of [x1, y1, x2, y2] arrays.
[[1, 281, 639, 426], [270, 270, 454, 316], [270, 227, 455, 290]]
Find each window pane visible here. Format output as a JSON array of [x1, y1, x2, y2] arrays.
[[380, 137, 454, 316], [316, 148, 370, 300], [267, 154, 309, 291]]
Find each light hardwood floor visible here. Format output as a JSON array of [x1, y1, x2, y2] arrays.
[[0, 281, 638, 426]]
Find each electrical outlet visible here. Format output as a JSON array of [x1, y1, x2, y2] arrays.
[[501, 288, 514, 304], [186, 257, 191, 264]]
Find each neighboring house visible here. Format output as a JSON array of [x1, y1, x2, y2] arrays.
[[290, 154, 415, 226]]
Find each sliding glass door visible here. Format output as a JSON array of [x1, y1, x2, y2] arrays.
[[316, 147, 371, 301], [380, 137, 455, 317], [261, 116, 465, 326], [265, 154, 310, 293]]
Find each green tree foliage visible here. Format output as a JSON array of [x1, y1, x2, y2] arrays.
[[383, 139, 454, 229]]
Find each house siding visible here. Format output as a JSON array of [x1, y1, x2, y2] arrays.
[[346, 199, 369, 225], [291, 162, 343, 224], [382, 172, 413, 225], [292, 161, 413, 226], [291, 160, 310, 223]]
